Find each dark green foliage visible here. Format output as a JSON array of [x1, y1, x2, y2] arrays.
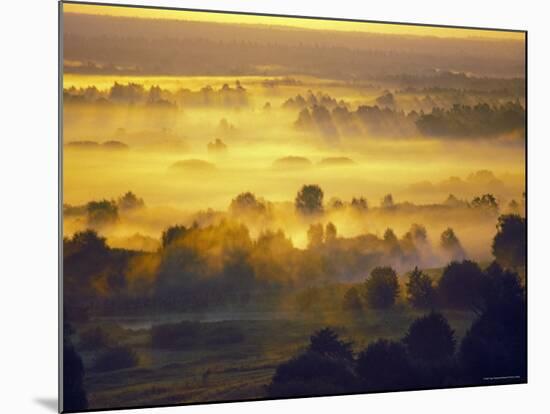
[[406, 267, 436, 309], [492, 214, 526, 269], [93, 346, 139, 372], [437, 260, 484, 309], [403, 312, 456, 362], [363, 266, 399, 309], [356, 339, 414, 390], [295, 184, 324, 215], [308, 328, 353, 360]]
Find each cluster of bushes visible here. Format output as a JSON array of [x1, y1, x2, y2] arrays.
[[293, 101, 524, 139], [269, 266, 526, 397], [283, 91, 344, 111], [294, 185, 502, 216], [64, 191, 145, 228], [295, 104, 417, 139], [64, 80, 248, 108], [343, 257, 524, 314], [416, 102, 525, 138]]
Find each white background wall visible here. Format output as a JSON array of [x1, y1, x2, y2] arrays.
[[0, 0, 547, 413]]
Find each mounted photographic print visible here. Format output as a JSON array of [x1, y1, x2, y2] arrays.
[[60, 1, 527, 412]]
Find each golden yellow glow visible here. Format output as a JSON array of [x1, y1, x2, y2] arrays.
[[63, 2, 524, 41]]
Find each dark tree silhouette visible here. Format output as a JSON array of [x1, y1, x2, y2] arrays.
[[383, 228, 402, 256], [444, 194, 465, 207], [363, 266, 400, 309], [64, 230, 109, 256], [403, 312, 456, 362], [207, 138, 228, 153], [342, 286, 363, 313], [117, 191, 145, 210], [416, 102, 525, 138], [267, 351, 356, 398], [328, 197, 344, 210], [350, 197, 368, 212], [480, 261, 524, 312], [325, 222, 337, 242], [383, 228, 398, 245], [471, 193, 499, 212], [460, 298, 526, 381], [63, 230, 111, 302], [63, 324, 88, 412], [295, 184, 324, 215], [86, 199, 118, 226], [406, 267, 436, 309], [307, 223, 324, 248], [229, 192, 266, 215], [492, 214, 526, 269], [405, 223, 428, 244], [356, 339, 414, 391], [381, 193, 394, 209], [161, 225, 188, 248], [376, 91, 395, 107], [437, 260, 484, 309], [308, 328, 353, 360]]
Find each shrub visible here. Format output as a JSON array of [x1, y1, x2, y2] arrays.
[[267, 351, 356, 398]]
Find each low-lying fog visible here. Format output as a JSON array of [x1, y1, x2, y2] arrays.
[[63, 75, 525, 267]]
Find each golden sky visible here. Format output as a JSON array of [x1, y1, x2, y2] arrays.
[[63, 2, 524, 41]]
